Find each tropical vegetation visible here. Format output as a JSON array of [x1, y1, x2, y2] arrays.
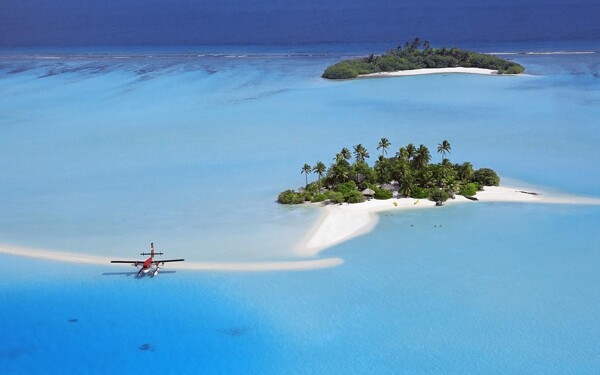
[[322, 38, 525, 79], [277, 139, 500, 205]]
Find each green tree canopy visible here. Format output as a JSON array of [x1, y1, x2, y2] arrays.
[[323, 40, 525, 79], [280, 139, 501, 205]]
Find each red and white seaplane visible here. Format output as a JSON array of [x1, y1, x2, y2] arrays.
[[110, 243, 184, 277]]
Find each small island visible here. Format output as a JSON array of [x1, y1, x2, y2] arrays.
[[322, 38, 524, 79], [279, 139, 500, 206]]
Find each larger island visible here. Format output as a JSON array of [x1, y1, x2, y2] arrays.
[[322, 39, 525, 79]]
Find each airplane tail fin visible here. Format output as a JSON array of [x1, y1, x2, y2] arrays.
[[140, 242, 164, 256]]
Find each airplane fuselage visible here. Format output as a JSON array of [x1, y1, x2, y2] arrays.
[[136, 256, 159, 277]]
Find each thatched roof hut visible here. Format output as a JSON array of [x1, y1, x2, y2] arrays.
[[361, 188, 375, 197], [380, 182, 399, 192]]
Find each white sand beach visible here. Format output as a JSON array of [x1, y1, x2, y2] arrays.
[[359, 67, 500, 78], [295, 186, 600, 257]]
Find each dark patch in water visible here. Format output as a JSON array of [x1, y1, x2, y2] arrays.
[[68, 318, 78, 323], [139, 343, 154, 351], [220, 327, 248, 337], [8, 66, 32, 74], [39, 68, 62, 78], [0, 347, 31, 359], [228, 89, 288, 105], [37, 62, 115, 78], [518, 190, 540, 196]]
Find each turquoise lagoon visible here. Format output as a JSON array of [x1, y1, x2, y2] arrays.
[[1, 46, 599, 373]]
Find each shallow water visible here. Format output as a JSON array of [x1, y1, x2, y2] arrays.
[[1, 44, 600, 373], [1, 47, 599, 260], [1, 204, 599, 373]]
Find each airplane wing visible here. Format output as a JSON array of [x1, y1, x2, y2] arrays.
[[102, 271, 177, 276], [110, 259, 184, 264]]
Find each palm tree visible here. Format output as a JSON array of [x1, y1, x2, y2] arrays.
[[329, 162, 350, 184], [334, 153, 343, 163], [458, 161, 474, 182], [340, 147, 352, 161], [437, 140, 451, 162], [398, 167, 414, 197], [377, 137, 391, 157], [411, 37, 421, 50], [353, 144, 370, 163], [313, 161, 327, 189], [301, 163, 312, 188], [375, 155, 391, 183], [396, 147, 409, 162], [414, 144, 431, 169], [406, 143, 416, 161]]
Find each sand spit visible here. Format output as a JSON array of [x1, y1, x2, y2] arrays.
[[295, 186, 600, 257], [0, 243, 343, 272]]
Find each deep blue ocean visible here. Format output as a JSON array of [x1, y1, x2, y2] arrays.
[[1, 0, 600, 47], [2, 1, 600, 373]]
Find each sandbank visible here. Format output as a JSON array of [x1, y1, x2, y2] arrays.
[[2, 186, 598, 273], [359, 67, 500, 78], [295, 186, 600, 257], [0, 243, 343, 272]]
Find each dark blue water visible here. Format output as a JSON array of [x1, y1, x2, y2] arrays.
[[1, 0, 599, 47]]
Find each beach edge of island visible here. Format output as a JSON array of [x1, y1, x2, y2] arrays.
[[295, 185, 600, 257], [357, 67, 527, 78]]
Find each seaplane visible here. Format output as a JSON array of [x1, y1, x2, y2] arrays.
[[110, 243, 184, 277]]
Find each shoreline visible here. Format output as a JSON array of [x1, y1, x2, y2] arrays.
[[2, 186, 599, 272], [295, 185, 600, 257], [358, 67, 510, 78]]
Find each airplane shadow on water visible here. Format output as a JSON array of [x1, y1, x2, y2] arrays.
[[101, 271, 176, 277]]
